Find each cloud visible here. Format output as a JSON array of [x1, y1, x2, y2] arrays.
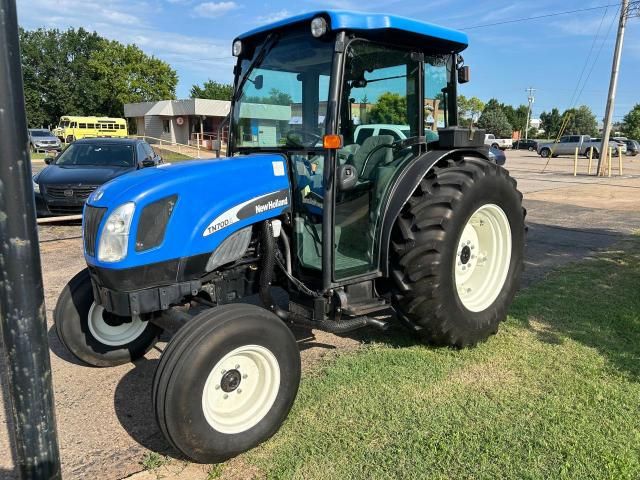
[[255, 9, 292, 24], [196, 1, 239, 18]]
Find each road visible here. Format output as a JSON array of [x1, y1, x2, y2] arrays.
[[1, 150, 639, 479]]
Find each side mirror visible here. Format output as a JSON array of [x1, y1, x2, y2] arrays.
[[337, 164, 358, 191], [44, 157, 54, 165], [142, 158, 155, 167], [458, 66, 470, 84], [253, 74, 263, 90]]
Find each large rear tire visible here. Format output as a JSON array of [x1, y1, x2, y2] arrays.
[[54, 269, 162, 366], [153, 304, 301, 463], [389, 157, 525, 347]]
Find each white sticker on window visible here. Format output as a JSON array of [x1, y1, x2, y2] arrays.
[[272, 161, 285, 176]]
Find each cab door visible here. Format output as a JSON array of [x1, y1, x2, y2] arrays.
[[333, 40, 424, 280]]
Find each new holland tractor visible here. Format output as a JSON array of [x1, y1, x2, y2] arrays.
[[54, 11, 525, 463]]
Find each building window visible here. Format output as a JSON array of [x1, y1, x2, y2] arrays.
[[163, 119, 170, 134]]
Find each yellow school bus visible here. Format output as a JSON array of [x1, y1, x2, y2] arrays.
[[54, 116, 128, 143]]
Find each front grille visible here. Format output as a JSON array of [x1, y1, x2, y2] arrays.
[[45, 185, 98, 200], [84, 205, 107, 257], [49, 205, 84, 215]]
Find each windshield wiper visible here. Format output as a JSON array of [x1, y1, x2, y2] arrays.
[[233, 33, 279, 102]]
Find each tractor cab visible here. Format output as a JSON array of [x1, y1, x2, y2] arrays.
[[228, 11, 471, 293], [55, 11, 524, 464]]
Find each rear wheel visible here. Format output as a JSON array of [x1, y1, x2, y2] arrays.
[[389, 157, 525, 347], [153, 304, 301, 463], [491, 143, 499, 149], [54, 269, 162, 366]]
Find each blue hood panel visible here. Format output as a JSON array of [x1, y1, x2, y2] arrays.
[[85, 154, 290, 269]]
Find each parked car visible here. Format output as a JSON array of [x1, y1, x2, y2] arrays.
[[28, 128, 62, 153], [353, 124, 440, 144], [33, 138, 162, 216], [484, 134, 512, 150], [512, 139, 537, 151], [624, 139, 639, 156], [537, 135, 618, 159], [488, 146, 506, 165]]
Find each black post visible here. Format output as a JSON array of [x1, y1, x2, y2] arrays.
[[0, 1, 62, 478]]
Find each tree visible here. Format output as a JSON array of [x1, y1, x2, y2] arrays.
[[458, 95, 484, 127], [244, 88, 293, 106], [368, 92, 407, 125], [622, 104, 640, 140], [477, 100, 512, 137], [501, 104, 529, 133], [190, 80, 233, 100], [562, 105, 597, 136], [540, 108, 562, 138], [20, 27, 178, 127], [89, 40, 178, 118]]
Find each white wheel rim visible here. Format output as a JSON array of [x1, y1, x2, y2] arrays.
[[454, 204, 512, 312], [202, 345, 280, 435], [87, 302, 148, 346]]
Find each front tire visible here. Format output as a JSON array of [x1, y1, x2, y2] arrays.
[[540, 148, 550, 158], [153, 304, 301, 463], [54, 269, 162, 366], [389, 157, 525, 347]]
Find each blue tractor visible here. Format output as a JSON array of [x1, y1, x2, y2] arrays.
[[55, 11, 525, 463]]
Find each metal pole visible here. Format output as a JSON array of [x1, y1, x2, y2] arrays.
[[525, 87, 535, 141], [598, 0, 629, 175], [0, 1, 62, 478]]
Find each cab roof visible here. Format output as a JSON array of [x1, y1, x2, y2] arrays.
[[236, 10, 468, 53]]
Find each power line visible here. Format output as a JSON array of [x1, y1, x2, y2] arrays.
[[460, 3, 619, 30], [567, 6, 609, 108], [573, 5, 620, 107]]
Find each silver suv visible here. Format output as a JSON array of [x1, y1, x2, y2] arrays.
[[28, 129, 62, 153]]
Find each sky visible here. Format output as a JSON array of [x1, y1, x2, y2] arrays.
[[16, 0, 640, 122]]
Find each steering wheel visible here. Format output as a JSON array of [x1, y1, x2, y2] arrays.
[[285, 130, 323, 147]]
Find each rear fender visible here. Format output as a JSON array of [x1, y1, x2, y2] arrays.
[[378, 148, 490, 277]]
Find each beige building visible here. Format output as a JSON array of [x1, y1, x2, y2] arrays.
[[124, 99, 230, 145]]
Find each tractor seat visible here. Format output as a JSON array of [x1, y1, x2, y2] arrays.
[[350, 135, 394, 179]]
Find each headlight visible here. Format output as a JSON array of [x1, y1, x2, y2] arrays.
[[32, 179, 40, 193], [232, 40, 242, 57], [311, 17, 328, 37], [98, 202, 135, 262]]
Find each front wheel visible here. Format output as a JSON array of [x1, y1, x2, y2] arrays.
[[540, 148, 550, 158], [153, 304, 301, 463], [389, 157, 525, 347], [54, 269, 162, 366]]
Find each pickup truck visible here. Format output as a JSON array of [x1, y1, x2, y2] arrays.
[[484, 134, 512, 150], [537, 135, 618, 159]]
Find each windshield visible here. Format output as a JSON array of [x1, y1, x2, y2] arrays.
[[232, 30, 334, 149], [61, 120, 69, 127], [31, 131, 50, 137], [55, 143, 134, 167]]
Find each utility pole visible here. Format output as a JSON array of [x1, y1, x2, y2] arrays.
[[598, 0, 633, 175], [525, 87, 536, 141], [0, 0, 62, 478]]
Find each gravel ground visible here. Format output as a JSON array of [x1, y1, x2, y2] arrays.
[[1, 150, 640, 479]]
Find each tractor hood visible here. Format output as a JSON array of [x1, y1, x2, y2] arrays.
[[85, 154, 290, 270]]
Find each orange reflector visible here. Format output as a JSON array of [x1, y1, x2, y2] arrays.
[[323, 134, 343, 149]]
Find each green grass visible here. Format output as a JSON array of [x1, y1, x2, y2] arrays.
[[140, 452, 170, 471], [240, 239, 640, 479]]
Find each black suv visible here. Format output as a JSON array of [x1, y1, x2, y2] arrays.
[[33, 138, 163, 216]]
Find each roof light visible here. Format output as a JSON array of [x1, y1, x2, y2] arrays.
[[311, 17, 328, 38], [232, 40, 242, 57]]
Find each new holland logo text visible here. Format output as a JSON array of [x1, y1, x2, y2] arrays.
[[255, 197, 288, 214], [202, 189, 290, 237]]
